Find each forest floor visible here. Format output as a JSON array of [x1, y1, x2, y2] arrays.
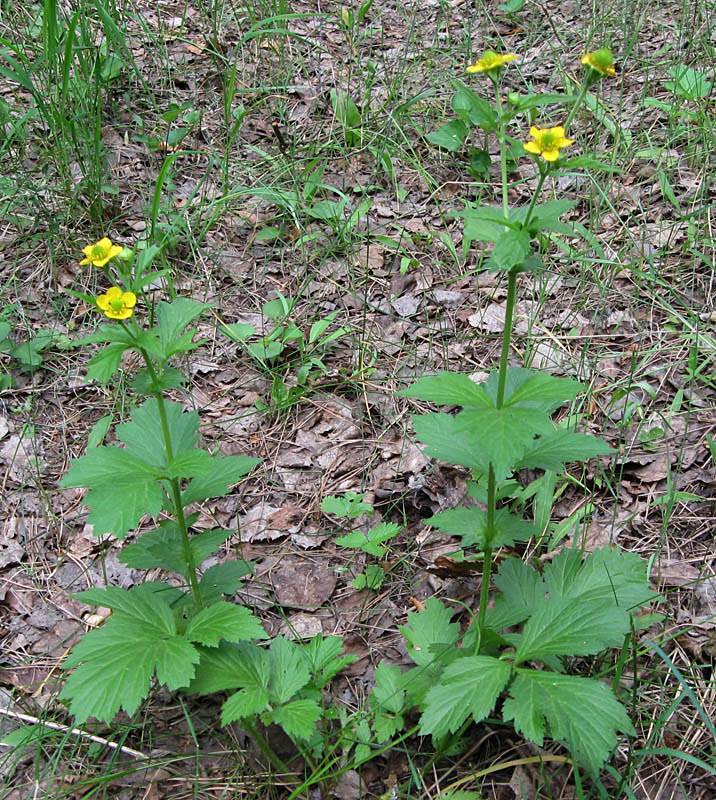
[[0, 0, 714, 798]]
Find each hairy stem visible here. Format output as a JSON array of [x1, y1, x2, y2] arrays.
[[243, 719, 292, 775], [563, 78, 590, 131], [496, 268, 518, 408], [493, 78, 509, 219], [139, 348, 203, 608]]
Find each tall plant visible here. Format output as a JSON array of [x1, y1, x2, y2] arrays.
[[368, 48, 660, 780]]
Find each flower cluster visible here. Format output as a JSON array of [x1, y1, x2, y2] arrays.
[[466, 47, 615, 164], [79, 236, 138, 321]]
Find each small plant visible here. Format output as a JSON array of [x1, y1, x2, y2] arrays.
[[59, 238, 357, 766], [0, 305, 70, 388], [220, 292, 350, 411], [323, 493, 402, 591], [368, 47, 661, 781]]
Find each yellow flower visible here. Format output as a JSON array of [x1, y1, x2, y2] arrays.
[[581, 48, 616, 77], [96, 287, 137, 320], [467, 51, 518, 74], [523, 125, 574, 162], [80, 237, 123, 267]]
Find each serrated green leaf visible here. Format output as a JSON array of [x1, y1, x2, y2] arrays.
[[116, 398, 198, 469], [86, 343, 127, 383], [370, 661, 407, 742], [269, 638, 311, 703], [302, 635, 357, 687], [486, 557, 544, 629], [427, 119, 469, 152], [400, 597, 460, 668], [185, 601, 266, 647], [514, 596, 629, 664], [320, 492, 373, 519], [426, 506, 534, 549], [271, 698, 322, 740], [86, 414, 113, 448], [457, 204, 511, 247], [60, 446, 164, 538], [221, 686, 271, 724], [371, 661, 406, 715], [188, 641, 270, 695], [503, 669, 634, 775], [497, 369, 583, 412], [412, 413, 491, 473], [546, 547, 657, 611], [220, 322, 256, 343], [119, 519, 191, 575], [419, 655, 512, 737], [458, 406, 553, 475], [182, 454, 260, 506], [164, 449, 214, 479], [61, 588, 200, 722], [198, 560, 253, 603], [155, 297, 209, 359], [517, 430, 612, 470], [335, 522, 401, 556], [402, 373, 492, 408]]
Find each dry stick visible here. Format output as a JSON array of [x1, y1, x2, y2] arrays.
[[0, 708, 147, 759]]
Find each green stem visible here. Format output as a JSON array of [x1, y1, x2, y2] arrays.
[[243, 719, 292, 775], [138, 347, 203, 608], [477, 465, 497, 628], [523, 169, 548, 228], [493, 78, 509, 218], [563, 78, 591, 131], [496, 268, 518, 408]]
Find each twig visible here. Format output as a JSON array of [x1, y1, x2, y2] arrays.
[[0, 709, 147, 759]]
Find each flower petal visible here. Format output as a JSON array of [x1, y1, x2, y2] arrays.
[[541, 149, 560, 162], [122, 292, 137, 308], [524, 141, 541, 154], [106, 286, 123, 299]]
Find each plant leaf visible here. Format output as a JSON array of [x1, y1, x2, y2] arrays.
[[514, 596, 629, 664], [427, 119, 469, 152], [517, 430, 612, 470], [503, 669, 634, 775], [61, 587, 200, 722], [400, 597, 460, 668], [486, 557, 544, 629], [188, 641, 271, 695], [221, 687, 271, 724], [458, 406, 553, 476], [412, 412, 491, 473], [489, 228, 532, 271], [402, 373, 492, 408], [271, 698, 323, 740], [185, 601, 267, 647], [155, 297, 209, 360], [269, 637, 311, 703], [116, 398, 199, 469], [182, 454, 260, 505], [335, 522, 401, 556], [426, 506, 534, 549], [419, 656, 512, 738], [60, 446, 164, 538]]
